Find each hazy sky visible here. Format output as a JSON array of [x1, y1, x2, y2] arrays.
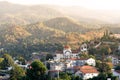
[[0, 0, 120, 10]]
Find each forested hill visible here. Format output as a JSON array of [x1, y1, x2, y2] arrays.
[[0, 20, 106, 58], [43, 17, 90, 33], [0, 1, 64, 25]]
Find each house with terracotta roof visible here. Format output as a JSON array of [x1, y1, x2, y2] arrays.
[[75, 65, 99, 80], [49, 44, 95, 72]]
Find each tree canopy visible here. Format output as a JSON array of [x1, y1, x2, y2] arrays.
[[10, 64, 25, 80], [26, 60, 47, 80], [1, 54, 14, 69]]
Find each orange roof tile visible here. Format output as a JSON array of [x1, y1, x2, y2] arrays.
[[67, 58, 88, 60], [80, 65, 99, 74], [64, 45, 71, 49]]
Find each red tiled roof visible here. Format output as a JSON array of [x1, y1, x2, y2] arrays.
[[80, 66, 99, 74], [67, 58, 88, 60], [64, 45, 71, 49]]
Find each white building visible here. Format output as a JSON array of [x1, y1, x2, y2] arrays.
[[75, 65, 99, 80], [54, 45, 80, 61], [50, 45, 96, 71], [66, 58, 96, 67], [80, 43, 88, 53], [86, 58, 96, 66], [49, 61, 65, 71]]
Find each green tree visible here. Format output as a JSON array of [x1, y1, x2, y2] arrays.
[[26, 60, 47, 80], [74, 76, 83, 80], [59, 72, 71, 80], [89, 55, 95, 59], [17, 56, 26, 65], [1, 54, 14, 69], [79, 54, 89, 58], [46, 53, 53, 61], [10, 64, 25, 80], [115, 64, 120, 70], [96, 61, 111, 73], [106, 58, 112, 62], [0, 58, 4, 69]]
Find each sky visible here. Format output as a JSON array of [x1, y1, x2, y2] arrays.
[[0, 0, 120, 10]]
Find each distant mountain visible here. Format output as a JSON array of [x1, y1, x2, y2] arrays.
[[1, 1, 120, 26], [0, 1, 64, 25], [44, 17, 90, 33], [52, 6, 120, 24]]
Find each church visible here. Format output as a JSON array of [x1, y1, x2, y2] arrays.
[[54, 43, 88, 61]]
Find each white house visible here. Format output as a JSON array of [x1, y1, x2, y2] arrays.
[[66, 58, 96, 67], [50, 57, 96, 72], [86, 58, 96, 66], [75, 65, 99, 80]]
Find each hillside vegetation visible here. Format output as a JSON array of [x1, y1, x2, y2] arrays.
[[0, 2, 120, 59]]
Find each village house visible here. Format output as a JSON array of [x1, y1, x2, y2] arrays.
[[75, 65, 99, 80], [65, 58, 96, 67], [47, 44, 98, 79]]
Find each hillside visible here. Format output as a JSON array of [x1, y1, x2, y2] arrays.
[[25, 22, 65, 40], [0, 25, 31, 44], [0, 1, 64, 25], [0, 21, 108, 59], [0, 1, 120, 58], [44, 17, 90, 33]]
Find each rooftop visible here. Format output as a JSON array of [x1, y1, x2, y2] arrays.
[[80, 65, 99, 74]]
